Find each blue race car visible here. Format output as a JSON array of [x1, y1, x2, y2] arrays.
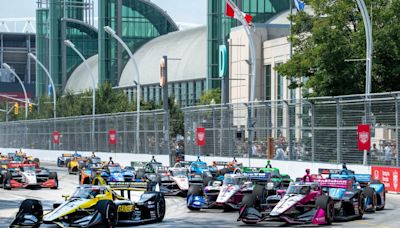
[[320, 165, 385, 213], [100, 163, 135, 183]]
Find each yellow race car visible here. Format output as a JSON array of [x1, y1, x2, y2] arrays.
[[67, 157, 87, 174], [10, 180, 165, 227]]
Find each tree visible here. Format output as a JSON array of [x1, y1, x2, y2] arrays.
[[169, 96, 184, 139], [199, 89, 221, 105], [276, 0, 400, 97]]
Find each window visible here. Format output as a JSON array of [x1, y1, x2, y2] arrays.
[[265, 65, 271, 100]]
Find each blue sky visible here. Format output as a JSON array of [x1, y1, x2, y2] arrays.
[[0, 0, 207, 25]]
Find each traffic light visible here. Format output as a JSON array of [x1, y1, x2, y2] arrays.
[[29, 103, 33, 113], [14, 102, 19, 115]]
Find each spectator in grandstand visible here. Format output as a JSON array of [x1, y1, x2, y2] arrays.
[[274, 145, 287, 160], [384, 143, 392, 166]]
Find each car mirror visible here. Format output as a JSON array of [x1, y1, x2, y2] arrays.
[[62, 194, 69, 201]]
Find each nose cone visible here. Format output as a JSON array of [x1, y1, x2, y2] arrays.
[[270, 194, 304, 216]]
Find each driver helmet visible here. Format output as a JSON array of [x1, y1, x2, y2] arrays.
[[305, 169, 310, 174]]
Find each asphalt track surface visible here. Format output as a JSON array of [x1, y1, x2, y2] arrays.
[[1, 162, 400, 228]]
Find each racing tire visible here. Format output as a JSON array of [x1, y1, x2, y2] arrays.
[[155, 195, 166, 222], [57, 158, 63, 167], [19, 199, 43, 221], [49, 172, 58, 189], [203, 176, 213, 186], [252, 184, 266, 208], [377, 188, 386, 211], [242, 194, 256, 207], [136, 169, 145, 179], [357, 192, 365, 219], [219, 168, 230, 176], [96, 200, 118, 227], [364, 187, 377, 213], [3, 172, 12, 190], [33, 158, 40, 163], [316, 195, 334, 225]]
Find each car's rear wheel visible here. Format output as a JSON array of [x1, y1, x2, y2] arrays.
[[364, 187, 377, 213], [57, 158, 62, 167], [3, 172, 12, 190], [49, 172, 58, 189], [96, 200, 118, 227], [242, 194, 255, 207], [136, 169, 145, 179], [316, 195, 334, 225], [357, 192, 365, 219]]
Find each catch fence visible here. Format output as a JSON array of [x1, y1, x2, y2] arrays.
[[183, 92, 400, 166], [0, 110, 167, 154]]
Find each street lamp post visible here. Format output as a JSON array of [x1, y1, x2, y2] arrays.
[[104, 26, 141, 154], [225, 0, 257, 166], [64, 40, 97, 150], [28, 53, 57, 119], [355, 0, 373, 165], [2, 63, 29, 119]]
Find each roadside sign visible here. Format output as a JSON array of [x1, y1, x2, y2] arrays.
[[196, 127, 205, 146], [53, 131, 60, 144], [109, 129, 117, 145], [372, 166, 400, 193], [357, 124, 370, 150]]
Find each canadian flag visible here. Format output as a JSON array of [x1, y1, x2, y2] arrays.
[[226, 3, 253, 25]]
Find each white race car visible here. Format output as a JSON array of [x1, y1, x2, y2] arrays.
[[158, 167, 189, 196], [3, 163, 58, 190]]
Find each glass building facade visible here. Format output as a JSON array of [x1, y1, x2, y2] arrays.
[[36, 0, 98, 96], [207, 0, 290, 89], [98, 0, 178, 86]]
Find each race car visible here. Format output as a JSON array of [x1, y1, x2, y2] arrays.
[[2, 163, 58, 190], [57, 152, 82, 167], [80, 163, 135, 185], [319, 166, 385, 212], [238, 181, 335, 225], [314, 178, 365, 221], [67, 156, 88, 174], [158, 167, 189, 196], [187, 173, 270, 211], [10, 182, 165, 227]]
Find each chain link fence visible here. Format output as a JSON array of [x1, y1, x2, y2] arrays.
[[183, 92, 400, 167], [0, 110, 166, 154]]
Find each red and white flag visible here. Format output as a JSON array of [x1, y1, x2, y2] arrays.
[[226, 3, 253, 25]]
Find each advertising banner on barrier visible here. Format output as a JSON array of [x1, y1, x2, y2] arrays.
[[371, 166, 400, 193]]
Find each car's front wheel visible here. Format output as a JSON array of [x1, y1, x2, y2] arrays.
[[96, 200, 118, 227], [155, 195, 166, 222]]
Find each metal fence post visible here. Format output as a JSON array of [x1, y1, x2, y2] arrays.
[[212, 106, 216, 157], [285, 100, 292, 160], [310, 102, 315, 162], [336, 98, 342, 164], [395, 95, 399, 167]]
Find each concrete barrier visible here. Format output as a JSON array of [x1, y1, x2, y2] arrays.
[[1, 147, 371, 179]]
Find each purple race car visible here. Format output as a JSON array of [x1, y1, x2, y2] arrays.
[[238, 181, 335, 225]]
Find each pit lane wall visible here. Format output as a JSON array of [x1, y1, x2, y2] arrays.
[[1, 147, 372, 180]]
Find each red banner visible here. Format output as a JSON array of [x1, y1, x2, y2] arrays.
[[357, 124, 370, 150], [371, 166, 400, 193], [53, 131, 60, 144], [109, 129, 117, 145], [196, 127, 205, 146]]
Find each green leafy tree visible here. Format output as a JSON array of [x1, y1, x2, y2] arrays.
[[276, 0, 400, 97], [199, 88, 221, 105]]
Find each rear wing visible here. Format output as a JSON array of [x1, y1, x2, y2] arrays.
[[315, 179, 352, 189], [62, 153, 73, 157], [108, 181, 149, 190], [318, 168, 340, 175], [131, 161, 147, 168], [243, 172, 271, 182]]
